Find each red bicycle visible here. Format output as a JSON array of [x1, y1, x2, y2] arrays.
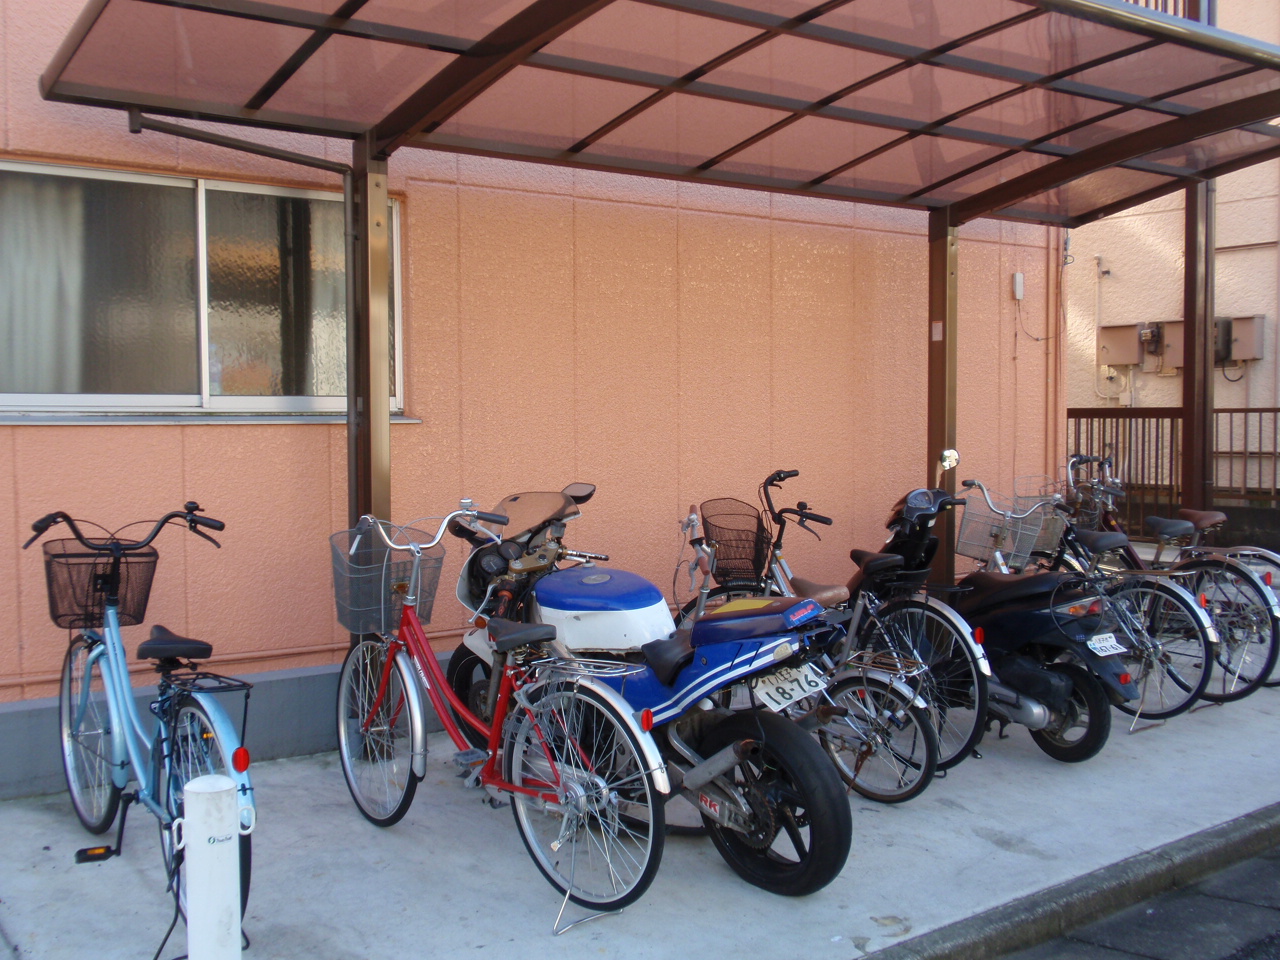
[[330, 507, 667, 916]]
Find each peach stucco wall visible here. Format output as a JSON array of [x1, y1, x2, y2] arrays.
[[0, 0, 1063, 701]]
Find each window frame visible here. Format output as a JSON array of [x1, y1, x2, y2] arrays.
[[0, 159, 402, 415]]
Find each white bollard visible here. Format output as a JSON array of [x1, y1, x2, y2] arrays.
[[175, 774, 243, 960]]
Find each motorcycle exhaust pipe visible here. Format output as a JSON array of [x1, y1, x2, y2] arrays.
[[681, 739, 757, 793], [987, 679, 1051, 731]]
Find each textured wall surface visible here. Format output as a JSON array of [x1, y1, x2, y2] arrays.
[[1, 0, 1060, 700]]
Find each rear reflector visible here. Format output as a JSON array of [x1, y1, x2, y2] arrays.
[[232, 746, 251, 773]]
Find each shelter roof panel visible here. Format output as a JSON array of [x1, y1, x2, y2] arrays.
[[39, 0, 1280, 226]]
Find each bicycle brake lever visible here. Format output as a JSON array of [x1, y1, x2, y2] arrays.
[[190, 525, 222, 548]]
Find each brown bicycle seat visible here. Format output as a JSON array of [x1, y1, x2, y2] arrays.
[[1177, 508, 1228, 531], [789, 576, 850, 607]]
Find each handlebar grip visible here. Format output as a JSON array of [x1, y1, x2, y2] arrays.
[[190, 514, 225, 531], [1069, 453, 1102, 465], [961, 479, 977, 488], [31, 512, 59, 535], [805, 512, 833, 526], [474, 511, 508, 526]]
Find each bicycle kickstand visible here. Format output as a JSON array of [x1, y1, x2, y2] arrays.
[[75, 791, 136, 864]]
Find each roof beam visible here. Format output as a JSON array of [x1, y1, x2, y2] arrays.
[[947, 84, 1280, 224], [373, 0, 615, 158]]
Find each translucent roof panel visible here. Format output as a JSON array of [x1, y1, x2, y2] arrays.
[[41, 0, 1280, 227]]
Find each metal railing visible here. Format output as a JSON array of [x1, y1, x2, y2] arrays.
[[1066, 407, 1280, 529], [1125, 0, 1190, 14]]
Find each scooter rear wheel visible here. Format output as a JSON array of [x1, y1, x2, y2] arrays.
[[1029, 663, 1110, 763]]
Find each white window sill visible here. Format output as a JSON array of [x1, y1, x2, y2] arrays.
[[0, 413, 420, 425]]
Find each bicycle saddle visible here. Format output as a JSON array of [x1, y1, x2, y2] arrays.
[[789, 575, 850, 607], [1145, 516, 1196, 541], [1074, 529, 1129, 555], [1177, 508, 1228, 531], [487, 618, 556, 652], [137, 625, 212, 661]]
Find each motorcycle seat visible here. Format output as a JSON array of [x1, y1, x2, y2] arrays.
[[137, 624, 212, 661], [954, 571, 1076, 615], [1177, 508, 1228, 531], [642, 631, 695, 687], [789, 575, 849, 607], [689, 597, 819, 647], [1073, 528, 1129, 555], [849, 550, 905, 577], [1145, 516, 1196, 541]]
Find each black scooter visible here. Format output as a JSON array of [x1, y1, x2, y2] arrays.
[[874, 452, 1138, 763]]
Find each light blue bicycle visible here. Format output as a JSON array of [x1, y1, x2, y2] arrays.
[[24, 504, 255, 914]]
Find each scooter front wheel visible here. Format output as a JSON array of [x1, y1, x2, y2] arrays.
[[1029, 663, 1111, 763], [698, 710, 851, 896]]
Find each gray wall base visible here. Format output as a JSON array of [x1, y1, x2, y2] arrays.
[[0, 660, 448, 801]]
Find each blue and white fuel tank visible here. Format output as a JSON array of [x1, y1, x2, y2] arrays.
[[530, 567, 676, 652]]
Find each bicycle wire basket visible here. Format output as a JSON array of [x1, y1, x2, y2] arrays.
[[330, 525, 445, 635], [1013, 477, 1067, 557], [699, 498, 770, 586], [42, 540, 158, 630], [955, 489, 1044, 571]]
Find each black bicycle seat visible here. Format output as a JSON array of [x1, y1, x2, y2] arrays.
[[137, 625, 212, 661]]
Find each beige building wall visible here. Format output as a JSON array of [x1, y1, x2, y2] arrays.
[[0, 0, 1062, 702], [1065, 0, 1280, 412]]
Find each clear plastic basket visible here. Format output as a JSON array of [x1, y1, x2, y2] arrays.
[[330, 525, 444, 635]]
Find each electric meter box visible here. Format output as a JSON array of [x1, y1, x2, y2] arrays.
[[1096, 324, 1142, 366]]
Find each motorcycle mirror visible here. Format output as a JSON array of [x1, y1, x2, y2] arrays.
[[938, 449, 960, 471], [561, 482, 596, 504]]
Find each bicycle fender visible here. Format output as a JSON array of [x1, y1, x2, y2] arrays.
[[188, 690, 258, 827], [560, 675, 671, 796], [1172, 555, 1280, 622], [394, 648, 431, 780], [919, 595, 992, 678]]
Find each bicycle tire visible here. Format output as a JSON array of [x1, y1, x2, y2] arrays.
[[1175, 558, 1279, 703], [860, 598, 988, 771], [336, 639, 419, 826], [819, 675, 938, 803], [698, 709, 851, 896], [1227, 551, 1280, 686], [1105, 579, 1213, 720], [506, 685, 664, 910], [158, 699, 252, 916], [59, 637, 121, 834]]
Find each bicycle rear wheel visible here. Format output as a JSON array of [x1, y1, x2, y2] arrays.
[[336, 638, 419, 826], [862, 598, 987, 771], [1177, 559, 1279, 703], [506, 685, 664, 911], [59, 637, 121, 834], [159, 699, 252, 916], [1227, 551, 1280, 686], [819, 675, 938, 803], [1105, 579, 1213, 720]]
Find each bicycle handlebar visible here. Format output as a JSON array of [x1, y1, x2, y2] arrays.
[[766, 469, 799, 485], [960, 479, 1057, 520], [780, 506, 832, 526], [23, 504, 225, 551], [355, 503, 509, 555]]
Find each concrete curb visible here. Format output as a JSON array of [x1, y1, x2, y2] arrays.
[[867, 801, 1280, 960]]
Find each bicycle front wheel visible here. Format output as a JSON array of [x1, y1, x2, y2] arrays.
[[159, 699, 252, 916], [1105, 579, 1213, 720], [506, 685, 665, 911], [819, 675, 938, 803], [59, 637, 121, 834], [336, 639, 419, 826], [862, 598, 987, 771], [1177, 559, 1279, 703]]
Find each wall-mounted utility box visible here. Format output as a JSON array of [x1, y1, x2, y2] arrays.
[[1096, 324, 1142, 366], [1217, 315, 1265, 365]]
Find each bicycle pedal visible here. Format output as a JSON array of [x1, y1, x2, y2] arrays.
[[482, 796, 507, 809], [75, 845, 117, 864], [452, 748, 487, 769]]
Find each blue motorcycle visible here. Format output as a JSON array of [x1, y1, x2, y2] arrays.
[[445, 484, 853, 896]]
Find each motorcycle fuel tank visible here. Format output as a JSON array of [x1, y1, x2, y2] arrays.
[[531, 567, 676, 652]]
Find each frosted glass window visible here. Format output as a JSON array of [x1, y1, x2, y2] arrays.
[[0, 170, 198, 394]]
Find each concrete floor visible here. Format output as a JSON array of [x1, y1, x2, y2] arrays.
[[2, 687, 1278, 960]]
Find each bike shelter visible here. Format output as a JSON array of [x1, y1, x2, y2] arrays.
[[39, 0, 1280, 577]]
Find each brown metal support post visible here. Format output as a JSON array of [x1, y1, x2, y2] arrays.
[[348, 134, 392, 528], [1181, 180, 1215, 511], [928, 208, 959, 584]]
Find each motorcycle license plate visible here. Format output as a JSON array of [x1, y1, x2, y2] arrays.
[[749, 663, 827, 712], [1087, 632, 1126, 657]]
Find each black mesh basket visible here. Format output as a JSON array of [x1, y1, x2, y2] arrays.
[[42, 540, 158, 629], [700, 498, 769, 585], [330, 526, 445, 635]]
